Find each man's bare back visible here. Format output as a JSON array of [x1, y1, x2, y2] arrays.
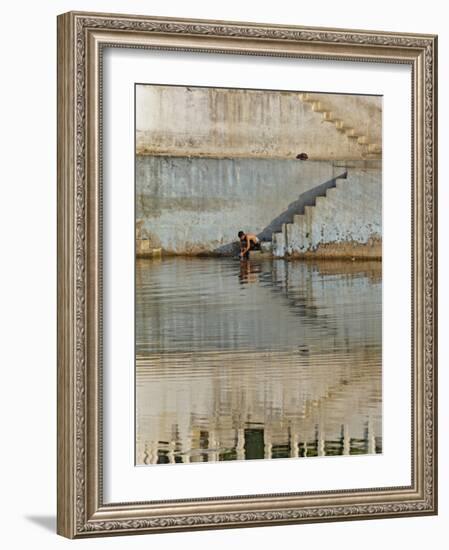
[[238, 231, 260, 259]]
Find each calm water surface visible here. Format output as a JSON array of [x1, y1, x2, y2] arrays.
[[136, 257, 382, 465]]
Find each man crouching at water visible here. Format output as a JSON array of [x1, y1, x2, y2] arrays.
[[238, 231, 261, 260]]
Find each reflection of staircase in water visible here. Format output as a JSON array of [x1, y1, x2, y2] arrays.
[[142, 423, 381, 465], [249, 258, 381, 341], [257, 260, 336, 336], [136, 344, 382, 465], [136, 259, 382, 466]]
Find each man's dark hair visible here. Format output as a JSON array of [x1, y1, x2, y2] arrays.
[[238, 231, 245, 238]]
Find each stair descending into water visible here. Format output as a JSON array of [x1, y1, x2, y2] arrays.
[[271, 169, 381, 258]]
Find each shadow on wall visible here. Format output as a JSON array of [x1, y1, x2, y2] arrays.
[[258, 172, 347, 240], [211, 172, 347, 255], [211, 241, 241, 256]]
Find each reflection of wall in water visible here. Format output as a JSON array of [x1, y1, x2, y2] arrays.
[[136, 258, 381, 354], [136, 258, 382, 465], [136, 346, 381, 465]]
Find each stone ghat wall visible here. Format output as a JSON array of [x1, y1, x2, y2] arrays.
[[136, 85, 381, 161], [136, 156, 381, 257], [136, 156, 348, 255]]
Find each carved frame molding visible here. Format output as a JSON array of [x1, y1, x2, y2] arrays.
[[57, 11, 437, 538]]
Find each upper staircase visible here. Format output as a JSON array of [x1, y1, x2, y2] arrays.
[[298, 93, 382, 160]]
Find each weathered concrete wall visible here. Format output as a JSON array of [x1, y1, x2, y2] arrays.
[[272, 168, 382, 258], [136, 85, 382, 257], [136, 85, 381, 161], [136, 156, 350, 254]]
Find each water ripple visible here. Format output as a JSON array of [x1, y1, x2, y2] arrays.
[[136, 257, 382, 465]]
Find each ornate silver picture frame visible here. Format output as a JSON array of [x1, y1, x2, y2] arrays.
[[57, 11, 437, 538]]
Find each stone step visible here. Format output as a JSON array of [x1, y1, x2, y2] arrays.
[[322, 111, 335, 122], [272, 231, 284, 243], [272, 231, 286, 257], [136, 240, 162, 258], [325, 187, 339, 200], [311, 101, 326, 113], [314, 196, 327, 208], [299, 92, 314, 103], [368, 143, 382, 154], [260, 241, 273, 253], [345, 128, 359, 139], [304, 204, 314, 214], [362, 152, 382, 160]]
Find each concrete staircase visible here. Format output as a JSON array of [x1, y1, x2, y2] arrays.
[[272, 169, 382, 258], [272, 172, 346, 257], [298, 93, 382, 160]]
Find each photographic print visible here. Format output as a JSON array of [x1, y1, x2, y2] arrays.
[[135, 84, 383, 466], [57, 12, 437, 537]]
